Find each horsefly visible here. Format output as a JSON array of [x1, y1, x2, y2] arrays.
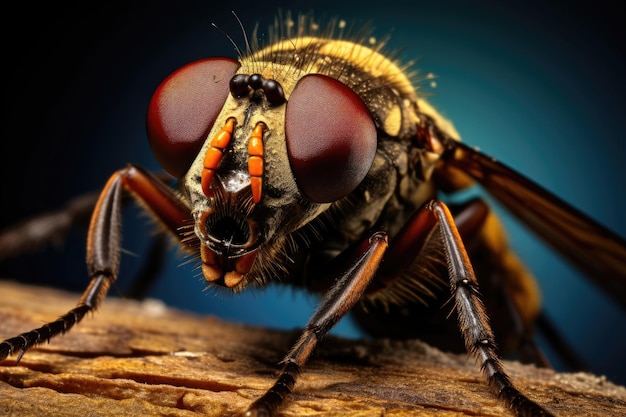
[[2, 12, 626, 417]]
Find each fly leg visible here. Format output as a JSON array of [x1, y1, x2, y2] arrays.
[[0, 191, 100, 260], [428, 200, 553, 417], [359, 199, 552, 416], [0, 173, 175, 299], [454, 198, 584, 370], [245, 232, 388, 417], [0, 165, 193, 362], [0, 172, 175, 260], [450, 198, 551, 368]]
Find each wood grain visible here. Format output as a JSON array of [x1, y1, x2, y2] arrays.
[[1, 280, 624, 416]]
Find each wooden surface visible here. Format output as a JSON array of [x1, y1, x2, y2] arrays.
[[0, 280, 625, 417]]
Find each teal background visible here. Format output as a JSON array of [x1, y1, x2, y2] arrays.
[[2, 1, 625, 385]]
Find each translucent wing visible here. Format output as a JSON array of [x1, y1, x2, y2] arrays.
[[444, 140, 626, 310]]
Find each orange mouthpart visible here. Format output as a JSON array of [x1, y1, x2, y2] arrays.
[[201, 117, 236, 198], [248, 122, 265, 203], [200, 245, 258, 288]]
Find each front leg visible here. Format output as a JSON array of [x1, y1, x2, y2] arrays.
[[245, 232, 388, 417], [429, 200, 553, 416], [0, 165, 193, 361], [247, 200, 553, 417]]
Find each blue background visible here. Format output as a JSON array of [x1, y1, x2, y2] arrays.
[[2, 1, 625, 385]]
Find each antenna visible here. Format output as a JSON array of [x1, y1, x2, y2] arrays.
[[211, 22, 244, 57], [232, 11, 252, 57]]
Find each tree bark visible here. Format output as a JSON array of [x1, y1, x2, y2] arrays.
[[0, 280, 624, 417]]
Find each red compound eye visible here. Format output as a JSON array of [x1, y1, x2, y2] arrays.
[[285, 74, 377, 203], [147, 57, 239, 178]]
